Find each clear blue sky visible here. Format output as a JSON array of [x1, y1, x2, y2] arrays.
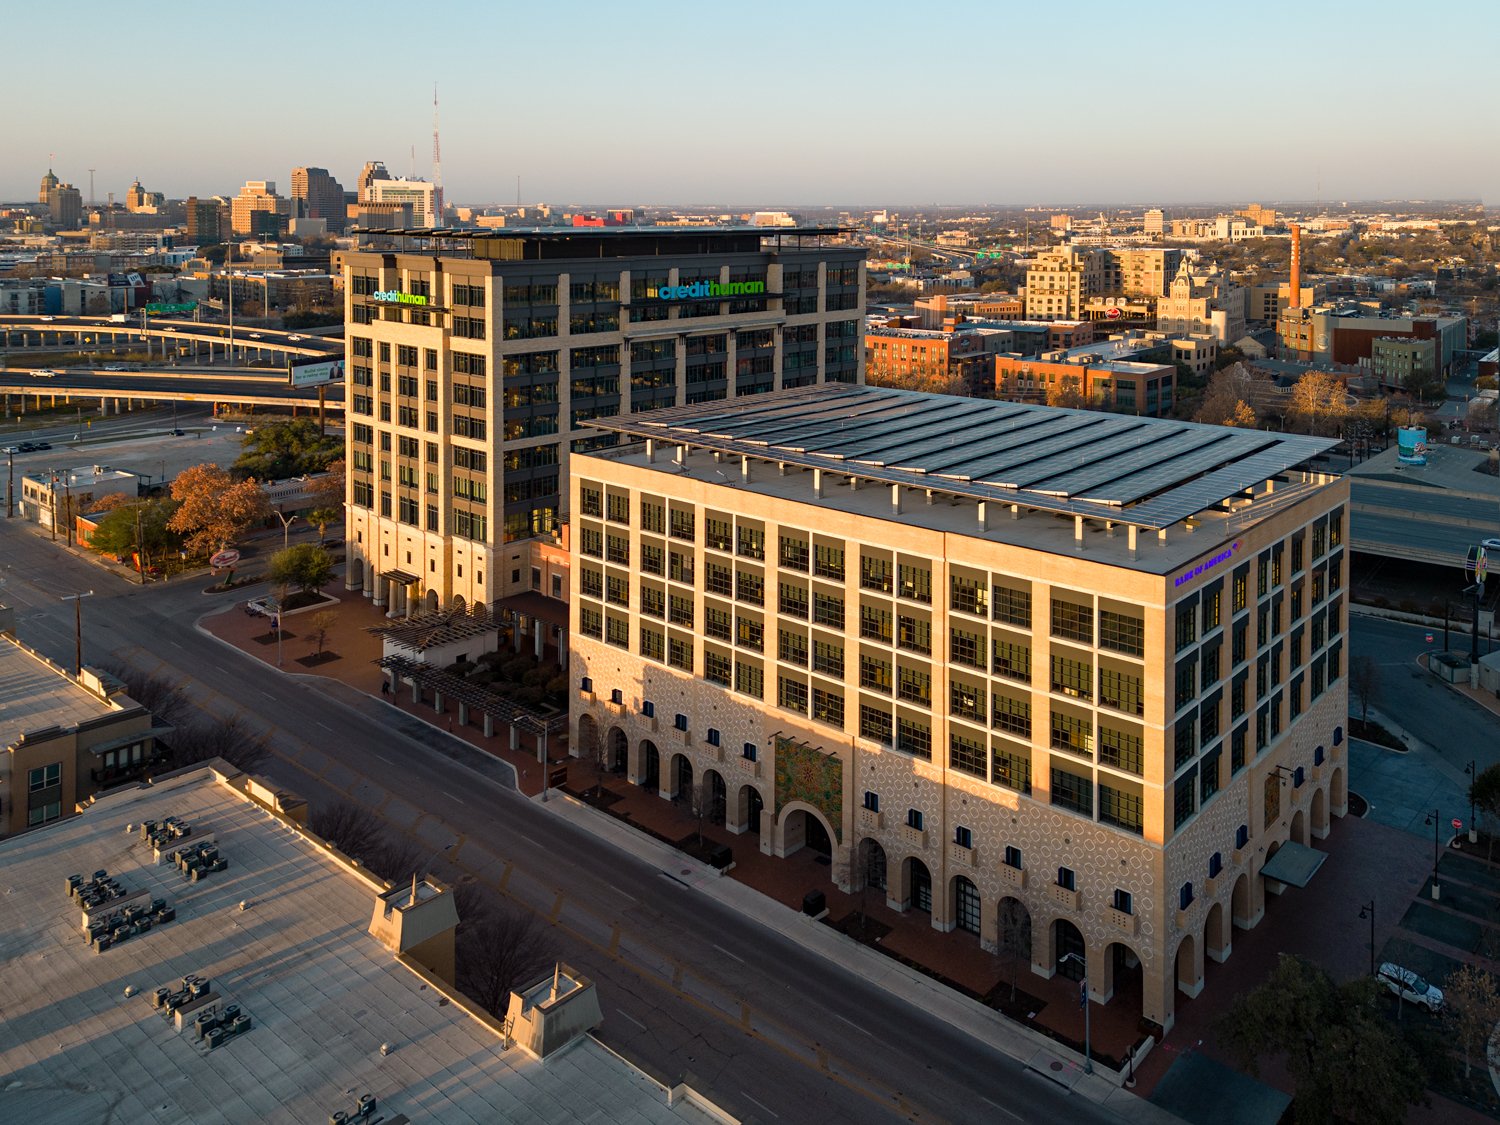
[[6, 0, 1495, 208]]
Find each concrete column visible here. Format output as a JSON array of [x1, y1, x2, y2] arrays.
[[977, 501, 989, 531], [813, 468, 823, 498], [1175, 934, 1205, 999], [645, 438, 656, 463], [509, 724, 520, 751], [372, 574, 387, 608], [534, 625, 544, 659], [1128, 525, 1138, 555], [433, 691, 444, 715], [457, 702, 469, 727], [741, 456, 750, 483], [890, 484, 901, 514], [513, 620, 523, 653], [482, 712, 494, 738], [1074, 515, 1085, 544], [411, 681, 420, 704]]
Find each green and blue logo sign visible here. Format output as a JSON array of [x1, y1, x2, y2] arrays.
[[373, 290, 428, 306], [650, 280, 765, 301]]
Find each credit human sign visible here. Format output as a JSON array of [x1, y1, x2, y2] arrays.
[[649, 280, 765, 301], [373, 290, 428, 306]]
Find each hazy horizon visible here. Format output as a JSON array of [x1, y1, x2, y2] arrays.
[[7, 0, 1495, 208]]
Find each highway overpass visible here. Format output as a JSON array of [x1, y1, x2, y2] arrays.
[[1348, 444, 1500, 568], [0, 313, 342, 364], [0, 367, 343, 412]]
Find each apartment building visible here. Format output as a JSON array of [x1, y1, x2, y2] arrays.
[[0, 628, 166, 838], [230, 180, 291, 237], [1024, 247, 1184, 320], [992, 352, 1177, 415], [569, 384, 1349, 1033], [341, 227, 865, 614], [864, 322, 1013, 394]]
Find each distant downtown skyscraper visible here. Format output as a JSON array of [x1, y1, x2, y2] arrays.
[[291, 167, 348, 234]]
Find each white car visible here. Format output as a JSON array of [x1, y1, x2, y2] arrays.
[[1377, 963, 1443, 1010], [39, 315, 54, 321], [287, 335, 304, 341], [33, 368, 57, 378]]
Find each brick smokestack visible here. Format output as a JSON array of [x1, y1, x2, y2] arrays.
[[1288, 223, 1302, 308]]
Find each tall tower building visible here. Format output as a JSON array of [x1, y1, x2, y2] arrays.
[[46, 181, 83, 229], [358, 161, 392, 203], [342, 225, 866, 613], [185, 196, 226, 245], [38, 168, 59, 204], [291, 167, 348, 233], [1144, 208, 1165, 236]]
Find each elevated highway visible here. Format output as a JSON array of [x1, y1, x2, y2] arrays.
[[0, 313, 342, 364], [0, 367, 344, 412]]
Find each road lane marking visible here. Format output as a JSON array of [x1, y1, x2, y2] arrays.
[[712, 943, 745, 964], [441, 790, 466, 806], [316, 721, 333, 731], [741, 1092, 780, 1119], [981, 1095, 1021, 1120], [832, 1011, 872, 1037], [616, 1009, 647, 1031]]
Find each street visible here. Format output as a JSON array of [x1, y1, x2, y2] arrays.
[[0, 515, 1120, 1125]]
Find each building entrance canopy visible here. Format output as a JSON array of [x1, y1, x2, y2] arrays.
[[1259, 841, 1326, 888]]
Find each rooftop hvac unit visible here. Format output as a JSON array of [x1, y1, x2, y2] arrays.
[[329, 1113, 349, 1125]]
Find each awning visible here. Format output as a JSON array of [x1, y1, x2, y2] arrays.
[[85, 726, 176, 756], [1260, 841, 1327, 888], [382, 570, 421, 586]]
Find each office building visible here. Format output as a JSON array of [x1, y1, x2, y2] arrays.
[[184, 196, 227, 246], [46, 181, 83, 230], [0, 625, 166, 838], [1144, 209, 1165, 236], [369, 177, 438, 227], [38, 167, 59, 204], [229, 180, 291, 237], [864, 320, 1013, 395], [1025, 247, 1184, 321], [125, 178, 164, 214], [291, 166, 347, 233], [568, 383, 1350, 1034], [0, 762, 723, 1121], [1370, 335, 1439, 389], [1155, 262, 1247, 344], [357, 159, 392, 202], [341, 226, 865, 614]]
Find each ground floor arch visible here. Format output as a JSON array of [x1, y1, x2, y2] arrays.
[[1052, 918, 1085, 980], [1231, 871, 1255, 929], [951, 875, 981, 935], [1103, 940, 1143, 1007], [741, 785, 765, 834], [702, 768, 727, 826], [773, 802, 836, 859], [858, 837, 888, 891], [425, 589, 439, 611], [1312, 784, 1329, 838], [1175, 932, 1204, 997], [1331, 765, 1347, 816], [669, 752, 693, 801], [904, 856, 932, 913], [638, 739, 660, 792], [1290, 807, 1307, 847], [577, 714, 601, 764]]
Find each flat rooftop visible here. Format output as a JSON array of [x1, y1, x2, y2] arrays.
[[0, 638, 115, 748], [587, 385, 1340, 573], [593, 384, 1336, 529], [0, 768, 716, 1125], [348, 225, 854, 261]]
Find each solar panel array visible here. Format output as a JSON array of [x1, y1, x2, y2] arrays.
[[593, 384, 1338, 531]]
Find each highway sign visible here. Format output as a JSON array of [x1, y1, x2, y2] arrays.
[[209, 548, 241, 568]]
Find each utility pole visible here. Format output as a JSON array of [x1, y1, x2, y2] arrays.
[[5, 448, 12, 519], [135, 504, 146, 584], [60, 590, 93, 675]]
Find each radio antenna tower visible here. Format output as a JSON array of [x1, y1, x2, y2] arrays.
[[432, 83, 444, 225]]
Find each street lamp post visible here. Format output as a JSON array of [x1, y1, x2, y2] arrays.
[[1058, 952, 1092, 1075], [1423, 810, 1442, 900], [1358, 900, 1376, 978], [59, 590, 93, 675], [274, 508, 297, 551]]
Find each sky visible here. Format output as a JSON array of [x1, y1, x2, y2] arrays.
[[4, 0, 1496, 209]]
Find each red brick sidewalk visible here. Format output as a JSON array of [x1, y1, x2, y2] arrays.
[[197, 583, 567, 797]]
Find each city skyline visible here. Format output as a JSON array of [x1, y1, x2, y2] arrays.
[[7, 0, 1495, 208]]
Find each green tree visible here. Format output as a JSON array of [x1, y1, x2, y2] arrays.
[[268, 543, 334, 594], [88, 498, 183, 569], [233, 418, 343, 481], [1219, 955, 1427, 1125]]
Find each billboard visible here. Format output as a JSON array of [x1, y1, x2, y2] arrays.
[[288, 356, 345, 388]]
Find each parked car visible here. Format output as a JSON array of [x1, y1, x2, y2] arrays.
[[33, 368, 57, 377], [32, 441, 52, 451], [1377, 963, 1443, 1010], [15, 442, 39, 452], [103, 363, 126, 371]]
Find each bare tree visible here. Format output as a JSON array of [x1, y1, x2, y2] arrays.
[[686, 775, 722, 846], [170, 713, 270, 774], [307, 609, 338, 660], [997, 898, 1033, 1002], [840, 840, 873, 940], [368, 836, 425, 883], [455, 907, 554, 1017], [102, 663, 193, 728], [308, 800, 387, 863], [1442, 965, 1500, 1079], [577, 720, 606, 797], [450, 878, 493, 934], [1350, 653, 1379, 725]]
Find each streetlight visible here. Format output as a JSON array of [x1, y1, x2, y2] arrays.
[[274, 508, 297, 551], [1423, 810, 1442, 900], [59, 590, 93, 675], [1058, 952, 1092, 1075], [1357, 900, 1376, 978], [1465, 761, 1479, 845]]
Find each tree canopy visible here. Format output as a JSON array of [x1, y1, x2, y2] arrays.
[[168, 463, 269, 556], [233, 419, 343, 481], [1196, 362, 1264, 428], [87, 497, 183, 564], [1218, 954, 1427, 1125], [268, 543, 334, 594]]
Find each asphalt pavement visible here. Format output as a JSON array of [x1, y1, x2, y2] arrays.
[[0, 516, 1132, 1125]]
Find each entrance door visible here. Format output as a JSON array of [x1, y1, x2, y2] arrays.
[[955, 877, 981, 934], [744, 787, 764, 834], [641, 741, 660, 792], [1055, 920, 1085, 980], [802, 811, 831, 857], [910, 860, 932, 913]]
